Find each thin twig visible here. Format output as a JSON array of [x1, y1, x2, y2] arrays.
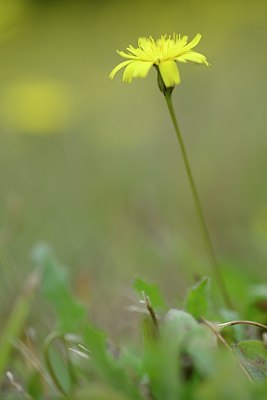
[[6, 371, 33, 400], [202, 318, 254, 383], [218, 320, 267, 331], [142, 292, 159, 335], [13, 338, 53, 387]]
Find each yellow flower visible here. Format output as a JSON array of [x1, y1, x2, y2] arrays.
[[109, 33, 209, 88]]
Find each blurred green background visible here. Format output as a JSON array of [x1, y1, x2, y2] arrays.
[[0, 0, 267, 330]]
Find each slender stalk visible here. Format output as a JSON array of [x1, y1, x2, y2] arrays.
[[142, 292, 160, 335], [218, 320, 267, 331], [202, 318, 254, 382], [164, 91, 233, 309]]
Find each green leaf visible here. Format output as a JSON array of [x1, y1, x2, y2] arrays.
[[163, 308, 216, 376], [185, 277, 210, 319], [142, 330, 180, 400], [196, 351, 251, 400], [134, 278, 166, 310], [74, 384, 132, 400], [235, 340, 267, 382], [163, 309, 198, 346], [0, 271, 39, 380], [26, 370, 43, 400], [32, 243, 87, 333], [186, 324, 217, 376], [83, 324, 143, 400]]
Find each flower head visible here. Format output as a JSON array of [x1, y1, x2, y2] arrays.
[[109, 33, 209, 89]]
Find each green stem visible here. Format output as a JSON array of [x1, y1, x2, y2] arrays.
[[164, 91, 233, 309]]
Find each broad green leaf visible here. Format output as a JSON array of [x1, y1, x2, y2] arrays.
[[185, 277, 210, 319], [134, 278, 166, 310], [163, 309, 216, 377], [142, 331, 180, 400], [163, 309, 198, 346], [235, 340, 267, 382], [196, 351, 251, 400], [186, 324, 217, 376], [32, 243, 86, 333], [83, 324, 143, 400], [118, 345, 142, 377]]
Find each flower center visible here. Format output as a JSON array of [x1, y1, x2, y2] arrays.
[[153, 55, 167, 65]]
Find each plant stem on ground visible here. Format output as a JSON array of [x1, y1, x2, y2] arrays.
[[164, 90, 233, 310]]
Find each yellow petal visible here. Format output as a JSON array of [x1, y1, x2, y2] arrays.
[[138, 36, 154, 51], [176, 51, 209, 65], [126, 46, 152, 61], [116, 50, 137, 59], [182, 33, 202, 51], [109, 60, 133, 80], [137, 37, 155, 59], [158, 60, 180, 87], [122, 61, 153, 83], [132, 61, 153, 78], [175, 35, 188, 48]]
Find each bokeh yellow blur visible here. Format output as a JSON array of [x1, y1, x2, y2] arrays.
[[4, 80, 72, 134], [0, 0, 267, 327]]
